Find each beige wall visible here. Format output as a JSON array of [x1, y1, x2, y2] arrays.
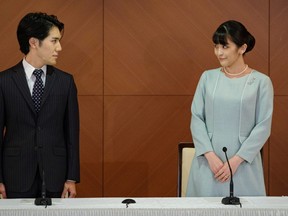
[[0, 0, 287, 197]]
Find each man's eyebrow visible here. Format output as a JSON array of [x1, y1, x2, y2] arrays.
[[51, 36, 62, 41]]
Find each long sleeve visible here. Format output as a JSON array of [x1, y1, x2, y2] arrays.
[[0, 79, 4, 183], [237, 76, 274, 163], [64, 76, 80, 182], [191, 72, 214, 157]]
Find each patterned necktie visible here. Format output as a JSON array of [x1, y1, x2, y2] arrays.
[[32, 69, 44, 113]]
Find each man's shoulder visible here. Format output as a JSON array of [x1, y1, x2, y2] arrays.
[[0, 62, 23, 77], [48, 66, 74, 78]]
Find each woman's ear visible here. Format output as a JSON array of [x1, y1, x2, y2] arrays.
[[239, 44, 247, 55]]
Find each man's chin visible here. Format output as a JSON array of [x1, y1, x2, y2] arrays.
[[48, 61, 57, 66]]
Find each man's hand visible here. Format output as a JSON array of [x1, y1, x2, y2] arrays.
[[61, 181, 77, 198], [0, 183, 7, 199]]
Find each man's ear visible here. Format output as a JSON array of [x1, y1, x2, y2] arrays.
[[29, 37, 39, 48]]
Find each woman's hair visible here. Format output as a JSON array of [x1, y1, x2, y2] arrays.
[[17, 12, 64, 55], [212, 20, 255, 54]]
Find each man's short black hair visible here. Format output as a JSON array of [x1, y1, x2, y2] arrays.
[[17, 12, 64, 55]]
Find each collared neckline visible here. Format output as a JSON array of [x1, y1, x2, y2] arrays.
[[22, 58, 47, 79]]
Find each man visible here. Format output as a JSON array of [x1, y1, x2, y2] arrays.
[[0, 12, 80, 198]]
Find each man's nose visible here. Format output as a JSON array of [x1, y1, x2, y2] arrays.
[[57, 42, 62, 51]]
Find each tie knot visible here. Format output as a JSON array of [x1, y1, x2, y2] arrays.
[[33, 69, 43, 79]]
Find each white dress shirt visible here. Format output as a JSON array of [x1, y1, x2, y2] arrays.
[[22, 58, 47, 95]]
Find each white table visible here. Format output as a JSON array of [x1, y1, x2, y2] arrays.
[[0, 197, 287, 216]]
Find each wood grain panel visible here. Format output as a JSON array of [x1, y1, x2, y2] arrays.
[[58, 0, 103, 95], [104, 0, 208, 95], [0, 0, 103, 95], [103, 96, 192, 197], [175, 0, 269, 74], [77, 96, 103, 197], [270, 0, 288, 95], [269, 0, 288, 195], [269, 97, 288, 195], [104, 0, 268, 95]]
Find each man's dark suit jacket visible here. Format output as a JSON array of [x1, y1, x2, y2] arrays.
[[0, 62, 80, 193]]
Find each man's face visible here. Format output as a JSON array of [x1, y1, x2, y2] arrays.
[[35, 26, 62, 66]]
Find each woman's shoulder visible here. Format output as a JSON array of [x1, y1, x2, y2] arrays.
[[247, 70, 273, 92], [204, 67, 221, 74], [251, 70, 270, 79], [250, 70, 272, 84], [201, 67, 221, 78]]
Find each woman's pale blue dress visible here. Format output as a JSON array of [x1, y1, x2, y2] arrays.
[[186, 68, 273, 197]]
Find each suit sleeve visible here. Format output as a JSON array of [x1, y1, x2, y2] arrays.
[[237, 77, 274, 163], [191, 72, 214, 157], [0, 79, 4, 183], [64, 76, 80, 182]]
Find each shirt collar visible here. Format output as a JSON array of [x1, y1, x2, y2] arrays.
[[22, 58, 47, 79]]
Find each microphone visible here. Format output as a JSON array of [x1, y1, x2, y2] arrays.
[[221, 147, 240, 205], [122, 198, 136, 208], [34, 171, 52, 206]]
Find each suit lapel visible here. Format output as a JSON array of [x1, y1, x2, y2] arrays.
[[41, 65, 56, 109], [12, 62, 36, 114], [12, 63, 57, 115]]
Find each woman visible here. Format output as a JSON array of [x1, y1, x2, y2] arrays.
[[186, 20, 273, 197]]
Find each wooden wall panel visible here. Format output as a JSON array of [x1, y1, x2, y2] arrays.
[[171, 0, 269, 74], [269, 0, 288, 195], [104, 0, 209, 95], [270, 0, 288, 95], [58, 0, 103, 96], [78, 96, 103, 197], [0, 0, 78, 68], [1, 0, 288, 197], [270, 97, 288, 195], [103, 96, 192, 196], [104, 0, 269, 97], [0, 0, 103, 95]]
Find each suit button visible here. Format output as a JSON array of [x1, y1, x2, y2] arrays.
[[37, 127, 41, 131]]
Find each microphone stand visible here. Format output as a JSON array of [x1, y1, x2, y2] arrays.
[[35, 171, 52, 206], [34, 145, 52, 207], [221, 147, 241, 206]]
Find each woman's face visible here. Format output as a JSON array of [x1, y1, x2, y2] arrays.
[[214, 38, 244, 68]]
